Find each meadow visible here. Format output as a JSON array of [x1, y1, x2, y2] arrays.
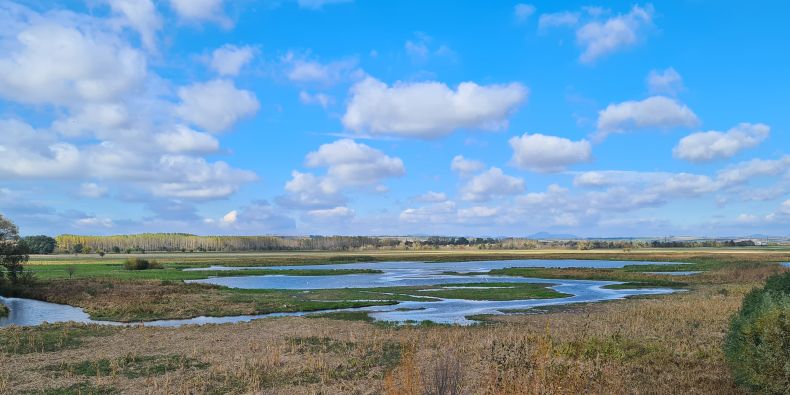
[[1, 248, 789, 393]]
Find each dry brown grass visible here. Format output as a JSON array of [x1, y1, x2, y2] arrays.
[[1, 282, 754, 394], [4, 250, 788, 394]]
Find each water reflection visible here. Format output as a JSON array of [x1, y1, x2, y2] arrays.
[[2, 259, 682, 327]]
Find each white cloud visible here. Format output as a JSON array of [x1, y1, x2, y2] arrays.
[[509, 133, 592, 172], [576, 4, 653, 63], [673, 123, 770, 162], [107, 0, 162, 51], [175, 79, 259, 133], [79, 183, 108, 198], [647, 67, 684, 96], [538, 11, 579, 30], [343, 77, 527, 138], [514, 4, 536, 23], [400, 201, 456, 224], [458, 206, 500, 222], [460, 167, 525, 202], [154, 125, 220, 154], [305, 139, 405, 188], [75, 216, 114, 228], [450, 155, 485, 175], [168, 0, 231, 27], [0, 23, 146, 106], [299, 91, 333, 108], [149, 156, 257, 199], [297, 0, 353, 10], [0, 4, 258, 203], [596, 96, 699, 139], [221, 210, 238, 224], [716, 156, 790, 186], [279, 140, 404, 209], [210, 44, 254, 76], [207, 201, 295, 233]]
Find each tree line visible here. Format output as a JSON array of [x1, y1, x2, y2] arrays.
[[50, 233, 774, 254]]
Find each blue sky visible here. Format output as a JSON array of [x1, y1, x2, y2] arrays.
[[0, 0, 788, 237]]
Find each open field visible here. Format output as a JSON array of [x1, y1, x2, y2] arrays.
[[2, 249, 790, 393]]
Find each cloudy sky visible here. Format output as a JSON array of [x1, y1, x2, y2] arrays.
[[0, 1, 788, 237]]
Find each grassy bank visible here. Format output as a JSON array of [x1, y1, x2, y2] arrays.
[[2, 251, 789, 393], [23, 263, 381, 281], [0, 282, 764, 394]]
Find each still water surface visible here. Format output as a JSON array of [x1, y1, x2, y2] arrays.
[[1, 259, 682, 327]]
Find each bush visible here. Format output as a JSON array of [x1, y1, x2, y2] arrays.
[[724, 272, 790, 394], [122, 258, 162, 271]]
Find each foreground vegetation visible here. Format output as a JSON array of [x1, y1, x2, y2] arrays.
[[0, 274, 781, 394], [2, 247, 789, 393]]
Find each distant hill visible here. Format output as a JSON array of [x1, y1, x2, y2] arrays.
[[528, 232, 579, 240]]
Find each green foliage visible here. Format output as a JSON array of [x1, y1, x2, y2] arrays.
[[122, 258, 162, 270], [22, 235, 56, 254], [724, 272, 790, 394], [0, 214, 30, 283], [0, 302, 8, 317]]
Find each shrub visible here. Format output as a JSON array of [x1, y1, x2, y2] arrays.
[[122, 258, 162, 271], [724, 272, 790, 394]]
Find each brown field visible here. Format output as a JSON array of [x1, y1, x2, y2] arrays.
[[3, 249, 790, 394]]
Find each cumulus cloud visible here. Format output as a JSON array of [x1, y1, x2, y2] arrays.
[[221, 210, 238, 224], [647, 67, 684, 96], [107, 0, 162, 51], [175, 79, 259, 133], [0, 22, 146, 106], [207, 201, 296, 233], [0, 3, 260, 212], [514, 4, 536, 23], [509, 133, 592, 172], [400, 201, 457, 224], [147, 156, 257, 199], [342, 77, 527, 138], [75, 216, 115, 228], [450, 155, 485, 175], [673, 123, 770, 162], [576, 4, 654, 63], [210, 44, 254, 76], [278, 140, 405, 209], [716, 156, 790, 186], [596, 96, 699, 139], [168, 0, 231, 27], [154, 126, 220, 154], [460, 167, 525, 202]]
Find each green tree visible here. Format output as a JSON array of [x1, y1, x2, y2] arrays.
[[22, 235, 56, 254], [0, 214, 30, 284], [72, 243, 84, 254]]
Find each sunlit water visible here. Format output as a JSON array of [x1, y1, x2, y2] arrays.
[[1, 259, 683, 327]]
